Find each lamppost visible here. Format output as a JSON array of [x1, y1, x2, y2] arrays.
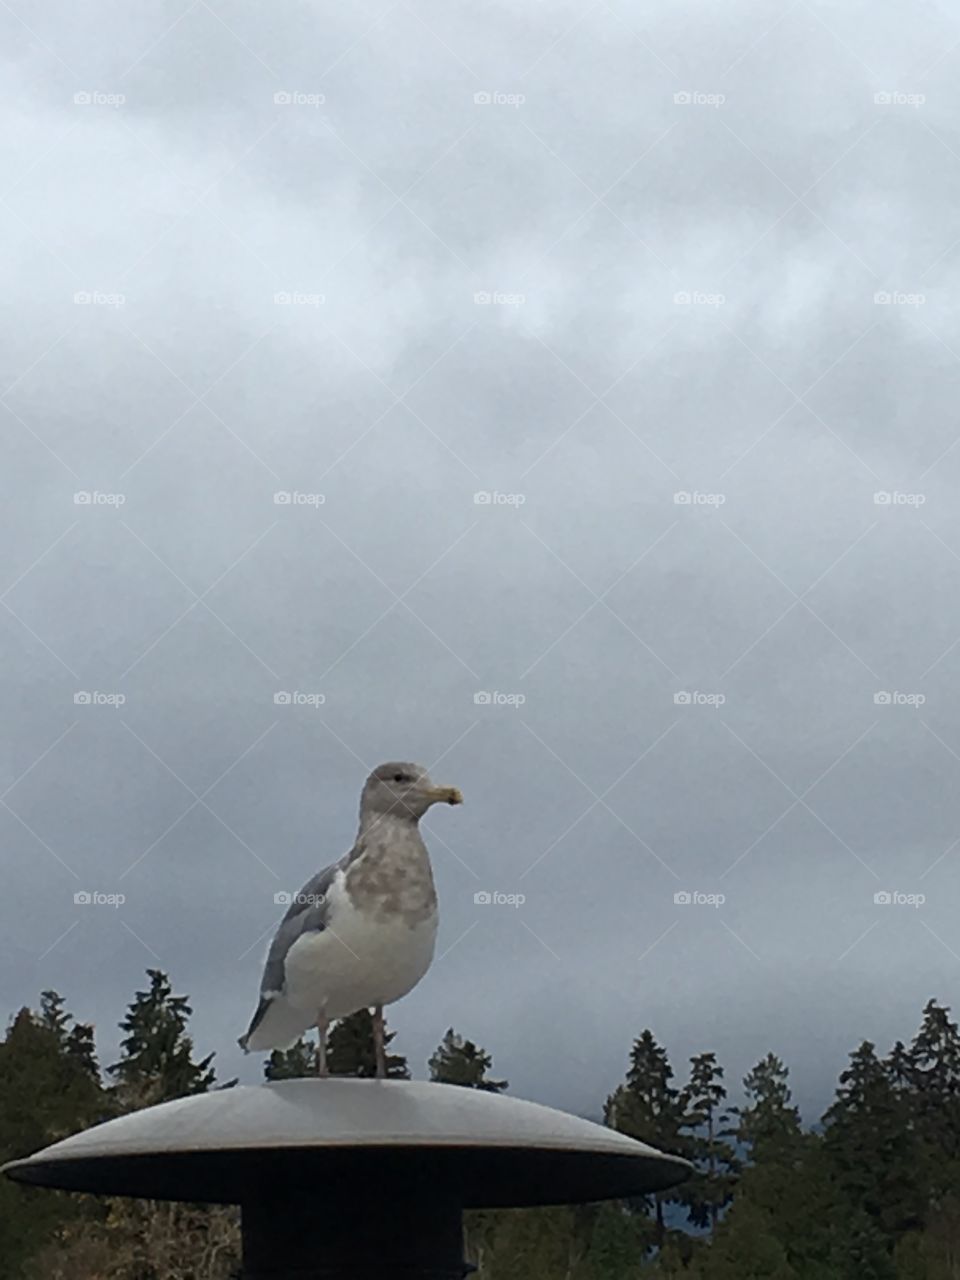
[[3, 1078, 691, 1279]]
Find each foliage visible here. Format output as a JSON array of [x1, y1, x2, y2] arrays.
[[3, 982, 960, 1279]]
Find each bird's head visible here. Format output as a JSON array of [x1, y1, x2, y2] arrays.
[[361, 762, 463, 824]]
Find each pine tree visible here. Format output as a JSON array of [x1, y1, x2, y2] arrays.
[[37, 990, 99, 1083], [264, 1037, 318, 1080], [0, 1001, 104, 1276], [822, 1040, 925, 1242], [428, 1028, 507, 1092], [38, 991, 70, 1043], [327, 1010, 409, 1079], [695, 1198, 797, 1279], [107, 969, 216, 1107], [883, 1039, 912, 1092], [605, 1030, 683, 1247], [64, 1022, 99, 1083], [907, 998, 960, 1169], [678, 1052, 739, 1234], [728, 1053, 801, 1164], [582, 1201, 650, 1280]]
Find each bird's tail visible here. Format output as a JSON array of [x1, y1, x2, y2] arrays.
[[239, 995, 315, 1053]]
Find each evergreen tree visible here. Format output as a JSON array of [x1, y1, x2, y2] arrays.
[[466, 1206, 588, 1280], [581, 1202, 649, 1280], [695, 1198, 797, 1279], [728, 1053, 801, 1164], [428, 1028, 507, 1092], [907, 998, 960, 1171], [327, 1010, 409, 1079], [822, 1040, 925, 1241], [883, 1039, 912, 1092], [37, 990, 98, 1083], [264, 1036, 318, 1080], [0, 1001, 104, 1277], [37, 991, 70, 1044], [107, 969, 216, 1106], [605, 1030, 683, 1247], [678, 1051, 739, 1233]]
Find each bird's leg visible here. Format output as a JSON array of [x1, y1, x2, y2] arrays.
[[372, 1004, 386, 1079], [316, 1012, 329, 1078]]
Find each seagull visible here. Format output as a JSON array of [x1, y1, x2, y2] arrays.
[[239, 762, 463, 1078]]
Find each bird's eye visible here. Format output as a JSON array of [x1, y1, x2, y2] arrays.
[[393, 773, 407, 783]]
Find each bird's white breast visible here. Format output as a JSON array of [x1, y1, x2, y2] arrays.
[[282, 869, 438, 1020]]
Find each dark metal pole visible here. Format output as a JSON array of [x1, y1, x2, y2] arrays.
[[240, 1186, 469, 1280]]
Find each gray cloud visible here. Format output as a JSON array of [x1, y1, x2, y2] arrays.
[[3, 0, 960, 1121]]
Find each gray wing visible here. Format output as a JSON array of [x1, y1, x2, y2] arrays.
[[259, 862, 341, 995], [238, 861, 341, 1051], [239, 843, 365, 1052]]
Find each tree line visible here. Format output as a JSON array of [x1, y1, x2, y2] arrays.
[[0, 973, 958, 1278]]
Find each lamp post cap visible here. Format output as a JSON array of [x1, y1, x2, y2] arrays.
[[2, 1078, 691, 1206]]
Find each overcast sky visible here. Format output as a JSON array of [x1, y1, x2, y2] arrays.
[[3, 0, 960, 1124]]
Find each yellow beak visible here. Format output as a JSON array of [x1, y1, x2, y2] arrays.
[[424, 785, 463, 806]]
